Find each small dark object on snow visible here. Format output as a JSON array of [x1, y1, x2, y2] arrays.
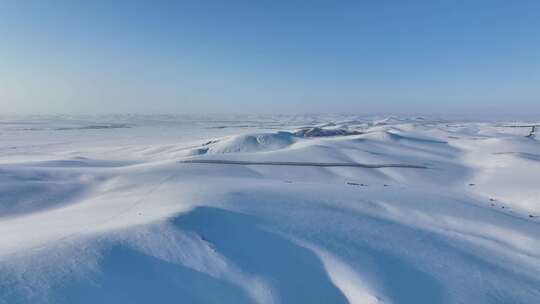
[[490, 204, 495, 206], [501, 206, 505, 209], [203, 139, 220, 146], [469, 183, 475, 186], [489, 198, 496, 202], [526, 126, 536, 138], [347, 182, 360, 186], [383, 184, 389, 187], [529, 214, 535, 218]]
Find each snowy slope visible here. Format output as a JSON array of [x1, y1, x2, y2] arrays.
[[0, 115, 539, 304]]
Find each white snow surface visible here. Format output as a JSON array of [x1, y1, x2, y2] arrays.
[[0, 114, 539, 304]]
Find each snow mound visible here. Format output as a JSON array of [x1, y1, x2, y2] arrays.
[[384, 131, 448, 144], [370, 116, 402, 126], [207, 132, 297, 154]]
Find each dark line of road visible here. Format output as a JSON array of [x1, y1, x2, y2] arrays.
[[178, 159, 428, 169]]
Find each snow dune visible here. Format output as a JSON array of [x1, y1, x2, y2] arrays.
[[0, 115, 539, 303]]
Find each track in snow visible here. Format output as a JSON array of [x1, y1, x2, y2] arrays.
[[179, 159, 428, 169]]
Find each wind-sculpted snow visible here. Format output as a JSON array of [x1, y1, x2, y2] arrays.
[[204, 132, 297, 154], [0, 115, 539, 303]]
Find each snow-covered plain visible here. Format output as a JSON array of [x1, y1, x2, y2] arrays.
[[0, 115, 539, 304]]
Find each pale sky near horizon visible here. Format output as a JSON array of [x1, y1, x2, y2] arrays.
[[1, 0, 539, 115]]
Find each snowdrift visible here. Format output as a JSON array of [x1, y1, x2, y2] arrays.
[[206, 132, 297, 154], [0, 115, 539, 304]]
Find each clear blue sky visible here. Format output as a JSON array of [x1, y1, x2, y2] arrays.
[[1, 0, 539, 115]]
